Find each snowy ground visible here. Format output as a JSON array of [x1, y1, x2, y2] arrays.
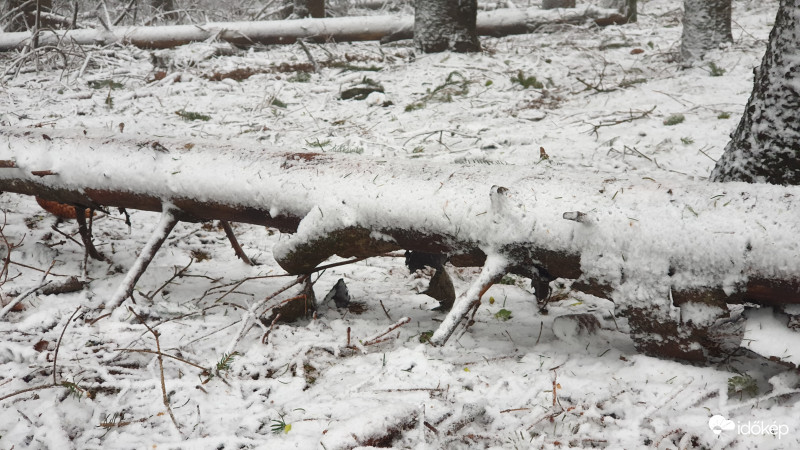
[[1, 0, 800, 448]]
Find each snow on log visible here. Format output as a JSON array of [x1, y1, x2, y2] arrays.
[[1, 127, 800, 360], [0, 7, 626, 51], [1, 126, 798, 304]]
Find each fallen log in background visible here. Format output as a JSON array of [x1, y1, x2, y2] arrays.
[[1, 127, 799, 361], [0, 6, 627, 51]]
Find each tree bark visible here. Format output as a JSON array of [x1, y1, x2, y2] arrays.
[[711, 0, 800, 184], [599, 0, 636, 23], [0, 7, 626, 51], [292, 0, 325, 18], [680, 0, 732, 62], [542, 0, 575, 9], [3, 127, 799, 362], [2, 0, 52, 32], [414, 0, 480, 53]]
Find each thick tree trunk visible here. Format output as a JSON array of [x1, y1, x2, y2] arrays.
[[600, 0, 636, 23], [2, 0, 52, 32], [292, 0, 325, 18], [0, 7, 627, 51], [680, 0, 732, 62], [711, 1, 800, 184], [150, 0, 179, 22], [3, 127, 799, 362], [414, 0, 480, 53], [542, 0, 576, 9]]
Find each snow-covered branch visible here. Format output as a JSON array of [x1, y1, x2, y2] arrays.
[[0, 7, 627, 51]]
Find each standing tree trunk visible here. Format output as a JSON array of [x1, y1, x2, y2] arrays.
[[414, 0, 480, 53], [680, 0, 732, 62], [151, 0, 179, 22], [2, 0, 52, 32], [711, 1, 800, 185], [542, 0, 576, 9], [292, 0, 325, 18], [600, 0, 636, 22]]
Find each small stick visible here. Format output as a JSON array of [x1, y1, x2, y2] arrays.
[[219, 220, 253, 266], [145, 258, 193, 300], [362, 316, 411, 346], [500, 407, 531, 413], [379, 299, 393, 322], [31, 170, 57, 177], [53, 306, 81, 385], [75, 206, 107, 262], [128, 307, 182, 435], [117, 348, 206, 371], [0, 160, 16, 168], [50, 224, 83, 248], [225, 275, 307, 355], [297, 39, 319, 73], [535, 320, 544, 345], [261, 313, 281, 344], [0, 261, 55, 319], [105, 205, 179, 309], [346, 326, 351, 347]]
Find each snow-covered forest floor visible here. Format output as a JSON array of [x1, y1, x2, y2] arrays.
[[2, 0, 799, 448]]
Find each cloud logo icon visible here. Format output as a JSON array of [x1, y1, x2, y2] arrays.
[[708, 415, 735, 435]]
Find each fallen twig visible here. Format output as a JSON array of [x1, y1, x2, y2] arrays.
[[586, 106, 656, 137], [128, 306, 182, 436], [362, 316, 411, 346], [53, 306, 81, 385]]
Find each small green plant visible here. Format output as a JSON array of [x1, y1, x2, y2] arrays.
[[718, 112, 731, 119], [89, 79, 123, 90], [175, 110, 211, 121], [663, 114, 685, 126], [619, 78, 647, 88], [329, 144, 364, 154], [453, 157, 506, 165], [498, 275, 517, 285], [708, 62, 726, 77], [62, 381, 85, 400], [728, 374, 758, 400], [216, 351, 238, 373], [510, 70, 543, 89], [485, 80, 493, 86], [405, 71, 470, 111], [680, 136, 694, 145], [271, 415, 292, 434], [494, 309, 513, 321], [306, 138, 330, 151], [269, 97, 287, 108], [419, 330, 434, 344], [288, 72, 312, 82]]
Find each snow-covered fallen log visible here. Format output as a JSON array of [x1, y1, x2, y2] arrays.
[[1, 127, 799, 361], [0, 7, 627, 51]]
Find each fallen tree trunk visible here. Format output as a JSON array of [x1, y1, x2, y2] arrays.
[[0, 6, 627, 51], [1, 127, 799, 361]]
